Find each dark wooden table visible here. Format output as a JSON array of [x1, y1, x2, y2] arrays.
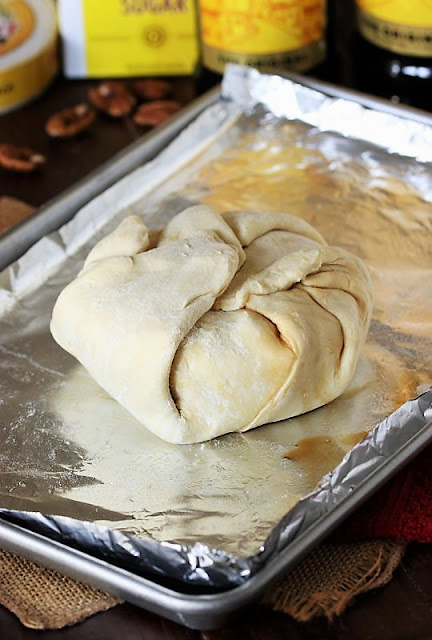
[[1, 1, 431, 637]]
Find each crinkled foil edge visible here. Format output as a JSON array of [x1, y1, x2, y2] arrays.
[[221, 64, 432, 162], [1, 389, 431, 590]]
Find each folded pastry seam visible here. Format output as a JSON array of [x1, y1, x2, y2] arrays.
[[50, 206, 373, 444]]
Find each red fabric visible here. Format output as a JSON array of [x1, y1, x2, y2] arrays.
[[332, 442, 432, 543]]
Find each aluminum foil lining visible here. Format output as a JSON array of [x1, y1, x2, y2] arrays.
[[222, 65, 432, 162], [1, 390, 431, 589], [1, 65, 431, 589]]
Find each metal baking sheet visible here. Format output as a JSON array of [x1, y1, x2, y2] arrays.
[[1, 65, 431, 628]]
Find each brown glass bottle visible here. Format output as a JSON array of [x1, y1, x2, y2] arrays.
[[354, 1, 432, 112]]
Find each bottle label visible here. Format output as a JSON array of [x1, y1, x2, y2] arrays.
[[199, 0, 326, 74], [357, 0, 432, 56]]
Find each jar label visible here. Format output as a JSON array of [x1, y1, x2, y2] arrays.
[[0, 0, 35, 55], [0, 0, 58, 114], [199, 0, 326, 73], [357, 0, 432, 56]]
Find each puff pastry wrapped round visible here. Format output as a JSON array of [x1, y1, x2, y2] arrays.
[[50, 206, 373, 444]]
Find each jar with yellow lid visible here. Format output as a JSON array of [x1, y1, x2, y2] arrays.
[[0, 0, 58, 114]]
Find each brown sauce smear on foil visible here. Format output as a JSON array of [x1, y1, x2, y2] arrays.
[[284, 432, 369, 491]]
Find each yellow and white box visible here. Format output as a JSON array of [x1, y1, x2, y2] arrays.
[[57, 0, 199, 77], [0, 0, 58, 114]]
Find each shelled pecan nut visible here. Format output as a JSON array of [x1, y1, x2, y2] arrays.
[[45, 104, 96, 138], [88, 81, 136, 117], [133, 100, 182, 127], [0, 144, 46, 172], [131, 78, 172, 101]]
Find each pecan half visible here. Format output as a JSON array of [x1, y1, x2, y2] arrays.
[[131, 78, 172, 101], [45, 104, 96, 138], [133, 100, 182, 127], [0, 144, 46, 172], [88, 81, 135, 117]]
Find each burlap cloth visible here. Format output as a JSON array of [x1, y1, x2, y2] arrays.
[[0, 539, 406, 630], [0, 199, 427, 630]]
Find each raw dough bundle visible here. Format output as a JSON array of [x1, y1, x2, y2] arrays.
[[50, 206, 373, 444]]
